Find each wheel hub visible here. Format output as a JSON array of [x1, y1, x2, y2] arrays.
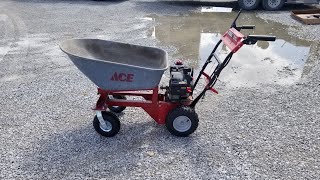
[[173, 116, 192, 132], [244, 0, 256, 6], [100, 121, 112, 132], [268, 0, 281, 8]]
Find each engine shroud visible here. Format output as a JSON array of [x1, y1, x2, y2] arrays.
[[167, 64, 193, 102]]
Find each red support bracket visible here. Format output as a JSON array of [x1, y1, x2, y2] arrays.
[[94, 88, 108, 110], [202, 72, 219, 94]]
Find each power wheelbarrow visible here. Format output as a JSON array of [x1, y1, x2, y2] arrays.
[[60, 10, 276, 137]]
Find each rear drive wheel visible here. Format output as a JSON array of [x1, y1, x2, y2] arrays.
[[108, 95, 126, 113], [166, 106, 199, 137], [262, 0, 285, 10], [238, 0, 261, 10], [93, 111, 120, 137]]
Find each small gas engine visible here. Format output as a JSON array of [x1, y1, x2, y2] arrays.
[[166, 61, 193, 102]]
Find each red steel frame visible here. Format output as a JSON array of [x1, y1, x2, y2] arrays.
[[93, 87, 191, 124]]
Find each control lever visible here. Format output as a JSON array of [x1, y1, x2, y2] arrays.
[[243, 35, 276, 45], [239, 25, 255, 30]]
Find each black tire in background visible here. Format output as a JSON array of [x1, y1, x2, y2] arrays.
[[166, 106, 199, 137], [108, 95, 126, 113], [262, 0, 285, 10], [93, 111, 120, 137], [238, 0, 261, 10]]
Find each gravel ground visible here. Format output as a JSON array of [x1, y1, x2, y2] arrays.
[[257, 11, 320, 42], [0, 0, 319, 179]]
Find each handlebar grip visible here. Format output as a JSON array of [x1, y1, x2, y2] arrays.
[[241, 25, 255, 29], [247, 35, 276, 41]]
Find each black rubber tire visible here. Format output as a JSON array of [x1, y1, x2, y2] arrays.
[[108, 95, 126, 113], [166, 106, 199, 137], [262, 0, 285, 11], [93, 111, 120, 137], [238, 0, 261, 10]]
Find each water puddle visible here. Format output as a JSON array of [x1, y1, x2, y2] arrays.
[[146, 11, 312, 87]]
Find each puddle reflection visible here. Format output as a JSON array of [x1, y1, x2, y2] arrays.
[[147, 11, 312, 87], [200, 33, 310, 87]]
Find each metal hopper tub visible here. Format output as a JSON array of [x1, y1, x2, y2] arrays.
[[60, 39, 168, 91]]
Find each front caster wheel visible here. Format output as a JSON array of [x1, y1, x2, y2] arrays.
[[93, 111, 120, 137], [166, 106, 199, 137]]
